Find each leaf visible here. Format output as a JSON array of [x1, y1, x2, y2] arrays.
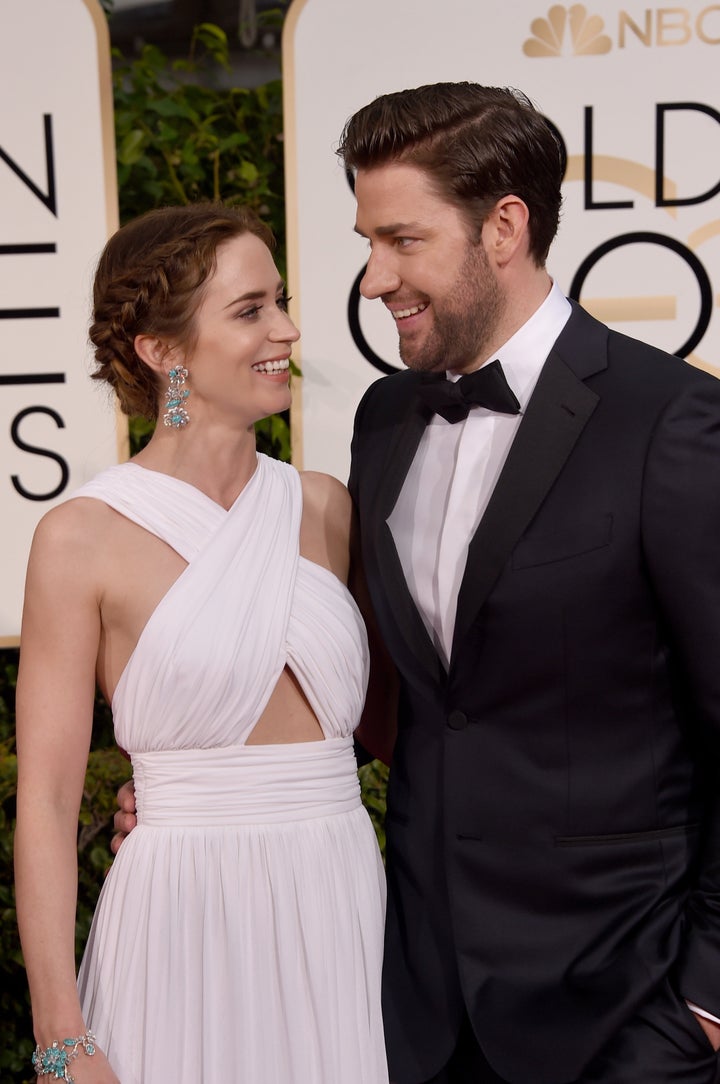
[[193, 22, 230, 67], [117, 128, 146, 166], [157, 122, 179, 143], [196, 21, 228, 45], [180, 144, 200, 167], [148, 97, 198, 119], [217, 133, 250, 152], [238, 160, 259, 186]]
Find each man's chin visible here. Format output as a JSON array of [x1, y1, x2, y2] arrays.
[[402, 360, 442, 374], [398, 346, 441, 374]]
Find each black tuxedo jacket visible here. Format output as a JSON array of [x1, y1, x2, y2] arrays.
[[349, 302, 720, 1084]]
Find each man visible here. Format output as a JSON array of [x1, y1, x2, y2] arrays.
[[341, 82, 720, 1083]]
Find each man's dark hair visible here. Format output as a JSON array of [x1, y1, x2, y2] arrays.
[[337, 82, 564, 266]]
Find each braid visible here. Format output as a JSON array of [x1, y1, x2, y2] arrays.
[[90, 278, 160, 419]]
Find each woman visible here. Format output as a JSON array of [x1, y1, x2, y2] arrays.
[[14, 203, 388, 1084]]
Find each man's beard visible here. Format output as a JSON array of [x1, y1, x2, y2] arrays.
[[398, 243, 505, 373]]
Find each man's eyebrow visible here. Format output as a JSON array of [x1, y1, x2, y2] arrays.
[[353, 222, 424, 238]]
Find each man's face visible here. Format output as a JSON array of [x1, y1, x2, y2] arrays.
[[354, 161, 505, 374]]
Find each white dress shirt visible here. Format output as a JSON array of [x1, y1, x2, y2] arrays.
[[388, 280, 571, 666]]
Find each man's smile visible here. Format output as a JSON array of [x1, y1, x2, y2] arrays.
[[391, 303, 429, 321]]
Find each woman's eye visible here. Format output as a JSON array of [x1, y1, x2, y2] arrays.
[[238, 305, 260, 319], [277, 294, 292, 312]]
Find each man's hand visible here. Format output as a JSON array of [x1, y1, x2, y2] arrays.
[[110, 779, 137, 855], [692, 1012, 720, 1052]]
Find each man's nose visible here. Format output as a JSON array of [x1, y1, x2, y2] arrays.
[[359, 249, 401, 300]]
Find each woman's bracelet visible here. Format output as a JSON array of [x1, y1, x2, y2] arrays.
[[31, 1031, 96, 1081]]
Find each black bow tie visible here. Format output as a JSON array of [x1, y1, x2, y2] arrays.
[[416, 360, 521, 423]]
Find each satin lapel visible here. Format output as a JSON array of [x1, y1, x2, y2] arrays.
[[451, 349, 600, 662], [370, 399, 447, 691]]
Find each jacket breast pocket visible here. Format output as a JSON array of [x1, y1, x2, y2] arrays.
[[511, 514, 613, 570], [554, 824, 699, 847]]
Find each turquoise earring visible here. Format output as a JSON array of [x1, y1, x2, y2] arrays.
[[163, 366, 190, 428]]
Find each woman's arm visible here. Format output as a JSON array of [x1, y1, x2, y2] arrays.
[[14, 503, 119, 1082]]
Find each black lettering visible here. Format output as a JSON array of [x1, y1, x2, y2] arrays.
[[584, 107, 634, 211], [10, 406, 69, 501], [0, 246, 59, 318], [569, 232, 713, 358], [0, 308, 60, 320], [0, 114, 57, 216], [0, 243, 56, 255], [348, 266, 399, 375], [656, 103, 720, 207], [0, 373, 65, 385]]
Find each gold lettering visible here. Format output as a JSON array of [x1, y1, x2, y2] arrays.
[[656, 8, 692, 45], [618, 9, 651, 46], [697, 5, 720, 43]]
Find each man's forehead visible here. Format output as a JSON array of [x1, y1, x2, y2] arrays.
[[354, 165, 449, 231]]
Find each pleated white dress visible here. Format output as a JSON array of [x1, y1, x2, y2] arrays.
[[74, 454, 388, 1084]]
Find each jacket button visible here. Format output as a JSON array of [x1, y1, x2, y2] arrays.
[[447, 710, 468, 730]]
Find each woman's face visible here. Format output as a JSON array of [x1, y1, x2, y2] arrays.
[[176, 232, 299, 427]]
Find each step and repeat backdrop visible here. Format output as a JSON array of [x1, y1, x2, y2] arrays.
[[0, 0, 120, 643], [283, 1, 720, 479]]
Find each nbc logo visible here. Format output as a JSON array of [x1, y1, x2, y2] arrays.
[[523, 4, 612, 55], [523, 4, 720, 54]]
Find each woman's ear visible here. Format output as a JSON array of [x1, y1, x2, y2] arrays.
[[133, 334, 172, 376]]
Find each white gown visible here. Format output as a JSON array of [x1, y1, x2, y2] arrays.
[[74, 455, 388, 1084]]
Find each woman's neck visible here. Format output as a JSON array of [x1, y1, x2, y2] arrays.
[[132, 421, 259, 510]]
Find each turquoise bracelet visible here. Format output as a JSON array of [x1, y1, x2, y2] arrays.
[[31, 1031, 96, 1081]]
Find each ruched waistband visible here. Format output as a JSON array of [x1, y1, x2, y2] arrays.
[[131, 735, 362, 825]]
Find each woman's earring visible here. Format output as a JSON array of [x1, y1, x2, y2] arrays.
[[163, 366, 190, 428]]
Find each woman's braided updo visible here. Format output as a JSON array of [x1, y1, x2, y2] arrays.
[[90, 202, 274, 420]]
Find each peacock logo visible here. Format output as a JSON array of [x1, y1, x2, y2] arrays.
[[523, 4, 613, 56]]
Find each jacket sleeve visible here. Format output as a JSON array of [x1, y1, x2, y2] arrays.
[[641, 372, 720, 1016], [347, 376, 384, 500]]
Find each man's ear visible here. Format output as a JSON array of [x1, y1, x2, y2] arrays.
[[133, 334, 173, 376], [483, 195, 530, 268]]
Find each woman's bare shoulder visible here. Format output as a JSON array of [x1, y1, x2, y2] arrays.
[[298, 471, 352, 580], [298, 470, 352, 519], [31, 493, 116, 555], [25, 497, 122, 607]]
